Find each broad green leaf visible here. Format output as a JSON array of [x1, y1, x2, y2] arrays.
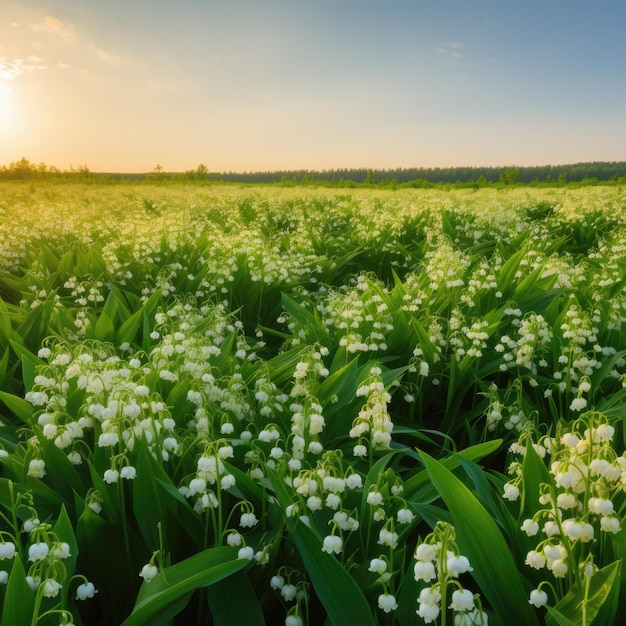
[[546, 607, 579, 626], [520, 440, 553, 519], [420, 450, 536, 625], [404, 440, 502, 500], [153, 478, 205, 547], [221, 460, 265, 503], [0, 556, 35, 626], [132, 443, 166, 550], [496, 245, 527, 297], [100, 288, 120, 321], [117, 288, 162, 345], [0, 391, 33, 424], [410, 318, 437, 364], [0, 348, 8, 388], [0, 299, 15, 341], [93, 311, 116, 342], [547, 561, 621, 626], [120, 547, 247, 626], [457, 457, 518, 539], [38, 242, 60, 273], [206, 570, 264, 626], [76, 505, 141, 625], [52, 504, 79, 599], [17, 297, 56, 352], [318, 357, 359, 416], [8, 340, 44, 392], [266, 345, 308, 384]]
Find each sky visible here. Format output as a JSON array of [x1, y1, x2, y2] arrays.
[[1, 0, 626, 173]]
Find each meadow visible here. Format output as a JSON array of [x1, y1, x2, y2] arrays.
[[1, 181, 626, 625]]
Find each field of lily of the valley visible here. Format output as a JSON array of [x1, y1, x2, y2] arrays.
[[1, 182, 626, 626]]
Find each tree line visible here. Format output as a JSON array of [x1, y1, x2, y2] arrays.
[[2, 157, 626, 187]]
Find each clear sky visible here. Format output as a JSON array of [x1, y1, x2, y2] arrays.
[[1, 0, 625, 173]]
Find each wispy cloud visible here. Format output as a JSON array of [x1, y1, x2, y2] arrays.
[[31, 16, 74, 39], [0, 56, 48, 80], [90, 45, 120, 63], [436, 41, 463, 59], [3, 13, 125, 83]]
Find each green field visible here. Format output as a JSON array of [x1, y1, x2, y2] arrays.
[[1, 182, 626, 625]]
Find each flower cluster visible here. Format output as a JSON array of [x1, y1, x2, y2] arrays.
[[349, 367, 395, 454], [313, 275, 394, 355], [0, 481, 96, 626], [504, 412, 625, 609], [413, 521, 486, 624]]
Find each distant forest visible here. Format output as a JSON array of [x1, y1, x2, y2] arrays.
[[2, 157, 626, 187], [213, 162, 626, 186]]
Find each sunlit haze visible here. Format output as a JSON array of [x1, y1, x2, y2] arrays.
[[1, 0, 625, 173]]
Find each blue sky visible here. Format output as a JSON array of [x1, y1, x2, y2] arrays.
[[1, 0, 625, 172]]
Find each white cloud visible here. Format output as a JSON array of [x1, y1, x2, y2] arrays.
[[0, 56, 47, 79], [93, 47, 117, 62], [437, 42, 464, 59], [31, 16, 74, 39]]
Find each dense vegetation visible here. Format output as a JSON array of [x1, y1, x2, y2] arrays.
[[3, 157, 626, 188], [1, 183, 626, 625]]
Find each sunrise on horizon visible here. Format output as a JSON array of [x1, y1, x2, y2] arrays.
[[1, 0, 625, 173]]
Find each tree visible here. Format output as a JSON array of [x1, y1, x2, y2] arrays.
[[499, 167, 519, 185]]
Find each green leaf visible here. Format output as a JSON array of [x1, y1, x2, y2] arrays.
[[410, 318, 437, 364], [546, 607, 579, 626], [0, 556, 35, 626], [520, 440, 553, 520], [0, 298, 15, 341], [120, 547, 247, 626], [419, 450, 537, 625], [0, 348, 9, 388], [17, 297, 56, 352], [404, 440, 501, 500], [268, 468, 377, 626], [0, 391, 33, 424], [94, 311, 116, 343], [116, 288, 162, 345], [206, 570, 264, 626], [7, 340, 44, 392], [132, 443, 166, 550], [52, 504, 79, 599], [266, 345, 308, 385], [547, 561, 621, 626], [318, 357, 359, 415], [497, 245, 527, 296], [76, 505, 141, 625], [153, 479, 205, 547]]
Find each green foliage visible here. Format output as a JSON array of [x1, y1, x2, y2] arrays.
[[1, 183, 626, 624], [419, 450, 537, 624]]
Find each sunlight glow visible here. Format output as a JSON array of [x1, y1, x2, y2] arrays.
[[0, 82, 14, 129]]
